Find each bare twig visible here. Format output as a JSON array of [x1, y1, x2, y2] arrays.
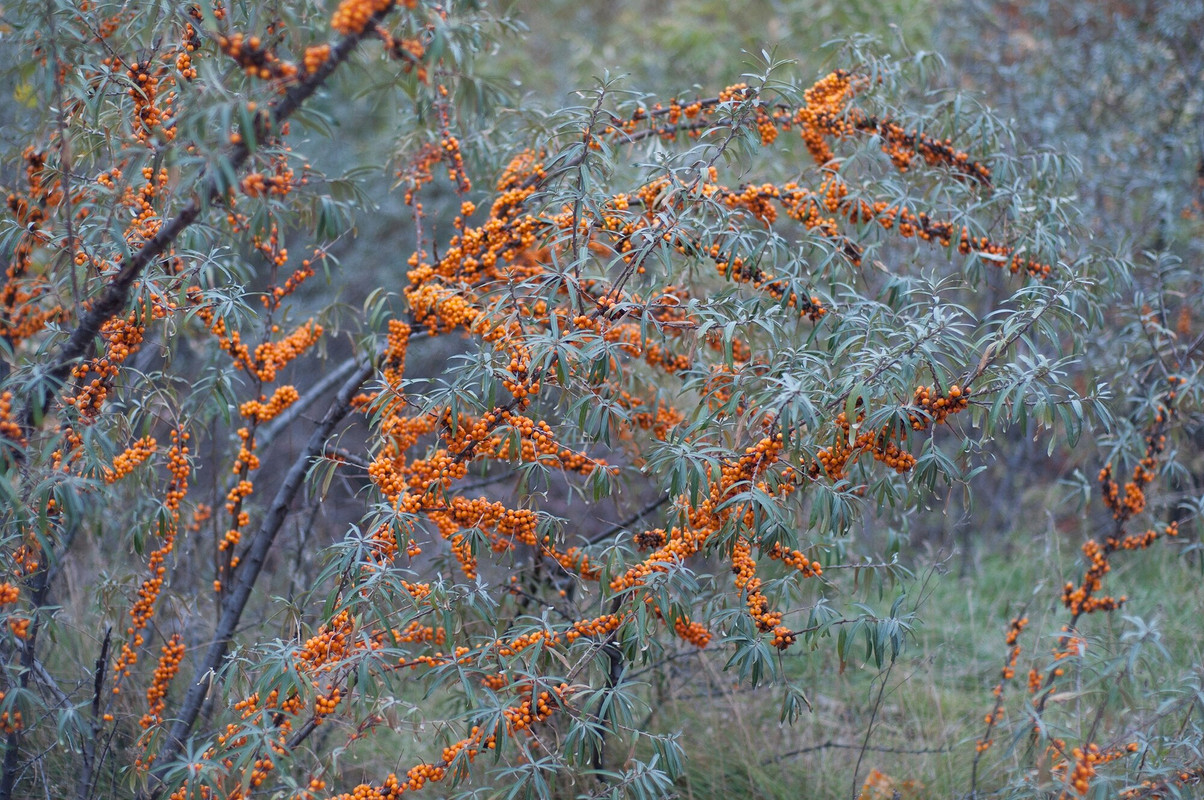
[[587, 495, 670, 544], [850, 654, 898, 800], [765, 739, 951, 765], [75, 628, 111, 800]]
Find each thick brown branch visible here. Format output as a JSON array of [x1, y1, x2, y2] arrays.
[[142, 356, 376, 798]]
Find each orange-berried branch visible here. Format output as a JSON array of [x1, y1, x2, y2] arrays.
[[0, 5, 1087, 796]]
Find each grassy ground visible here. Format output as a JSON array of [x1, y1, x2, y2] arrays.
[[638, 532, 1204, 799]]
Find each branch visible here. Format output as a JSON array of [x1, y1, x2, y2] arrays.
[[143, 356, 376, 797], [762, 738, 951, 765], [20, 5, 397, 432]]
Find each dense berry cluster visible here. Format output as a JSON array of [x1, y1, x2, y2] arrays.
[[125, 57, 176, 143], [105, 436, 157, 483], [111, 430, 190, 691], [140, 634, 186, 730], [216, 33, 298, 81]]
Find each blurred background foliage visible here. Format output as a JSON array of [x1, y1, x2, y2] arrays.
[[489, 0, 931, 98]]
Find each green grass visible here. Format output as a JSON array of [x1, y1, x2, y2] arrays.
[[634, 533, 1204, 799]]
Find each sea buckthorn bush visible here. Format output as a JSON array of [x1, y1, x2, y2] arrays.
[[1, 1, 1196, 798]]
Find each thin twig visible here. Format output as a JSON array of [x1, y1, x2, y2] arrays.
[[587, 495, 670, 544], [765, 739, 951, 765], [850, 654, 898, 800], [75, 627, 111, 800]]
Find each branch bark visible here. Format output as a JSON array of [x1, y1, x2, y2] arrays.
[[143, 357, 376, 798]]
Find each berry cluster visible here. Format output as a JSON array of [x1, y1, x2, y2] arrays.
[[112, 430, 190, 693], [811, 384, 971, 485], [105, 436, 157, 484], [328, 684, 571, 799], [125, 57, 176, 143], [216, 33, 298, 81], [140, 634, 185, 730], [3, 148, 69, 347], [1053, 742, 1138, 799], [0, 392, 26, 453], [239, 385, 300, 424], [331, 0, 398, 36], [1063, 380, 1178, 619], [975, 615, 1028, 754], [0, 692, 22, 735]]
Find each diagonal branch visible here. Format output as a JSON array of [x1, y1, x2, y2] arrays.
[[142, 356, 376, 798], [20, 4, 398, 432]]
